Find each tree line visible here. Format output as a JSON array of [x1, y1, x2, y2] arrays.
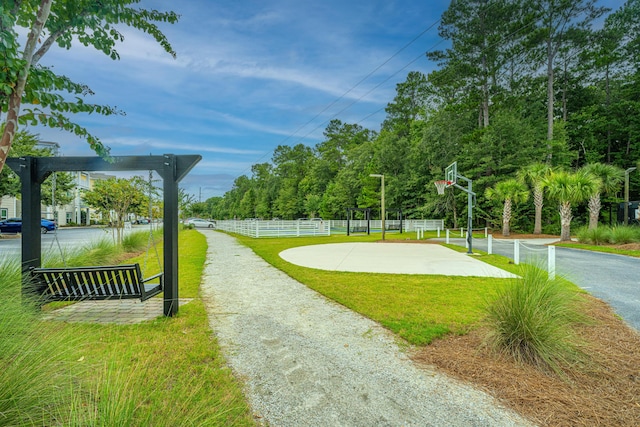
[[200, 0, 640, 235]]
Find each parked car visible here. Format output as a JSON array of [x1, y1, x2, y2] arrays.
[[185, 218, 216, 229], [0, 218, 57, 234]]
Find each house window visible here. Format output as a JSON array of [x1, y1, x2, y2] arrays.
[[0, 208, 7, 220], [66, 212, 73, 223]]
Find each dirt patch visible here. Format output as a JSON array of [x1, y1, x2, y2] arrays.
[[411, 295, 640, 426]]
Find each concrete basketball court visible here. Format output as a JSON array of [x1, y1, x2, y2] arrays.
[[279, 242, 517, 278]]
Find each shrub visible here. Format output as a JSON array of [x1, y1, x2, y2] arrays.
[[576, 226, 612, 245], [483, 265, 588, 375]]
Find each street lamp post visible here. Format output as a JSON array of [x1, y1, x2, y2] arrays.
[[624, 167, 636, 226], [370, 174, 385, 240]]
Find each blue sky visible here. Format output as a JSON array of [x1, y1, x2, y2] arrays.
[[27, 0, 625, 200]]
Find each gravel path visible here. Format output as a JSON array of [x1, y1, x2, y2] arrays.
[[200, 231, 533, 426]]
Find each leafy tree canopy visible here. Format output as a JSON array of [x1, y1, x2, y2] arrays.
[[0, 0, 178, 174]]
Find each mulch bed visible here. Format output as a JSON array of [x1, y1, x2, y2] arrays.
[[411, 295, 640, 426]]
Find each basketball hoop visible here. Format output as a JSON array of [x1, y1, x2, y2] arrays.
[[434, 180, 451, 195]]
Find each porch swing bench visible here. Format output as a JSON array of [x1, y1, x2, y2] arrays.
[[30, 264, 164, 302]]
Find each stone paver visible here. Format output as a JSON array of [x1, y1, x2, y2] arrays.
[[42, 298, 193, 324]]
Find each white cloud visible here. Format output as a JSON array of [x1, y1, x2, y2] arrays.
[[104, 137, 263, 155]]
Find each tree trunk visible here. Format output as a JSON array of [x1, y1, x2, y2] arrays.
[[559, 202, 572, 241], [606, 64, 612, 163], [546, 36, 554, 164], [533, 186, 544, 235], [480, 8, 489, 128], [0, 0, 53, 174], [481, 56, 489, 128], [562, 60, 568, 121], [588, 193, 601, 229], [502, 198, 512, 237]]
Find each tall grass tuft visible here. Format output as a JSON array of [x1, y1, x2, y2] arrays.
[[122, 230, 151, 253], [82, 360, 150, 426], [0, 256, 82, 425], [609, 225, 639, 244], [0, 234, 147, 425], [483, 265, 589, 375], [576, 226, 612, 245]]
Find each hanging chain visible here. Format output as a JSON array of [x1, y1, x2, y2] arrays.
[[143, 170, 162, 273], [49, 172, 67, 267]]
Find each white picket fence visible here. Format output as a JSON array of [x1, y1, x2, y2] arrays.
[[216, 220, 331, 238], [216, 219, 444, 238]]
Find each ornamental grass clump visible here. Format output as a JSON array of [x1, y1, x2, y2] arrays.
[[576, 225, 612, 245], [122, 229, 150, 252], [609, 225, 640, 244], [0, 256, 82, 425], [483, 265, 589, 376]]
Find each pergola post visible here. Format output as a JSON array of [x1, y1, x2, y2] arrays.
[[162, 154, 179, 316]]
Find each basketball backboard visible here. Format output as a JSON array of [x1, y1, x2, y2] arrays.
[[445, 161, 457, 186]]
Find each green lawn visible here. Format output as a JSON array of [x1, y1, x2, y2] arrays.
[[235, 234, 523, 345]]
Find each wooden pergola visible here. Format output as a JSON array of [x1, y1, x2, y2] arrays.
[[5, 154, 201, 317]]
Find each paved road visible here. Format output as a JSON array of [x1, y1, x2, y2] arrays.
[[448, 237, 640, 331], [0, 226, 146, 258]]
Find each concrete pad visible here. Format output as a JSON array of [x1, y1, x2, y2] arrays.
[[279, 242, 517, 278]]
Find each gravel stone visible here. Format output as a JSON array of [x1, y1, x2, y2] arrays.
[[200, 231, 534, 426]]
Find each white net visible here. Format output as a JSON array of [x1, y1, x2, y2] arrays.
[[434, 180, 450, 195]]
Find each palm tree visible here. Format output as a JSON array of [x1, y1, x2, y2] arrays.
[[544, 170, 601, 241], [485, 179, 529, 236], [518, 163, 552, 235], [582, 163, 624, 229]]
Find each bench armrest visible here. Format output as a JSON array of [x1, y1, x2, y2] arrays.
[[142, 271, 164, 285]]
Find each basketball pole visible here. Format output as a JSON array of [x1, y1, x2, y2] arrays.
[[464, 178, 473, 254], [449, 175, 475, 254], [439, 163, 475, 255]]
